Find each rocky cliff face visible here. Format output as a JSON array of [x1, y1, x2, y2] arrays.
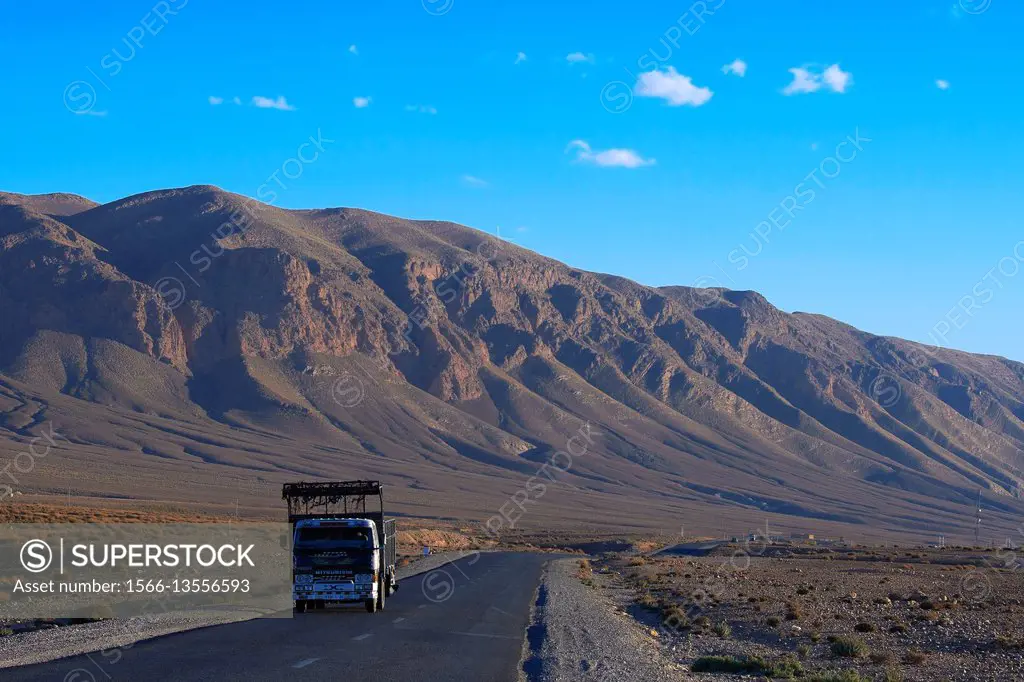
[[2, 185, 1022, 537], [0, 204, 186, 371]]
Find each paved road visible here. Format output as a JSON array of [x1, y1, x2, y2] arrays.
[[4, 552, 550, 682], [651, 541, 723, 557]]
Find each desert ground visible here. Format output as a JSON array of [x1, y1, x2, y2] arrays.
[[3, 500, 1023, 682], [580, 542, 1024, 681]]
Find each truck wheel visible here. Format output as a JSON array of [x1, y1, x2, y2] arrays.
[[364, 598, 377, 613], [295, 600, 307, 613]]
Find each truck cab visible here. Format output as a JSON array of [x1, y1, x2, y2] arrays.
[[292, 518, 380, 611]]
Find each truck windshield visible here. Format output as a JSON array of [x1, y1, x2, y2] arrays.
[[295, 527, 373, 548]]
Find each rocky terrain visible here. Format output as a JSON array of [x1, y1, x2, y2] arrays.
[[1, 185, 1023, 539], [598, 544, 1024, 681]]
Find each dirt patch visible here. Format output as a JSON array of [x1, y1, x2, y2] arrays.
[[396, 527, 478, 555], [0, 502, 235, 524]]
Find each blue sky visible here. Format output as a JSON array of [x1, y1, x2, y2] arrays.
[[3, 1, 1022, 361]]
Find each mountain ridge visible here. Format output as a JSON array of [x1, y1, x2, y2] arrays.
[[1, 185, 1022, 540]]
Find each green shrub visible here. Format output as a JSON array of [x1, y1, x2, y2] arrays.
[[692, 655, 756, 674], [883, 667, 904, 682], [804, 671, 869, 682], [692, 654, 803, 679], [712, 620, 732, 638], [831, 636, 870, 658], [762, 655, 805, 679], [660, 604, 690, 630]]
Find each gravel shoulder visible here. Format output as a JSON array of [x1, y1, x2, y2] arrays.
[[0, 550, 474, 669], [526, 558, 691, 681]]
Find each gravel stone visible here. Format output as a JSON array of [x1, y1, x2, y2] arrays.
[[528, 558, 691, 681]]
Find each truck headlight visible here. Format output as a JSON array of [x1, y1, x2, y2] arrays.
[[355, 574, 373, 584], [295, 574, 313, 584]]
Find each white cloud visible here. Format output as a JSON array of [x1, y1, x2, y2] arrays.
[[514, 51, 527, 65], [208, 96, 224, 105], [566, 52, 595, 65], [722, 59, 747, 77], [232, 96, 242, 105], [462, 175, 489, 187], [635, 67, 713, 107], [936, 79, 950, 90], [353, 96, 372, 108], [566, 140, 655, 169], [782, 64, 852, 95], [348, 44, 358, 55], [251, 95, 296, 111], [822, 64, 852, 93], [405, 104, 437, 114], [782, 68, 820, 95]]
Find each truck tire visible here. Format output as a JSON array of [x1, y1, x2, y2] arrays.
[[364, 598, 377, 613], [295, 600, 307, 613]]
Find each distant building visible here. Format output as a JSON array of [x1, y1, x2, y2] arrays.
[[791, 533, 815, 542]]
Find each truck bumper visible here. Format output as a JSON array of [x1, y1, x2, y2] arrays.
[[293, 584, 376, 602]]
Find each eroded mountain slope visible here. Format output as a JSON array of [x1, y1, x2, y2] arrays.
[[1, 186, 1021, 538]]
